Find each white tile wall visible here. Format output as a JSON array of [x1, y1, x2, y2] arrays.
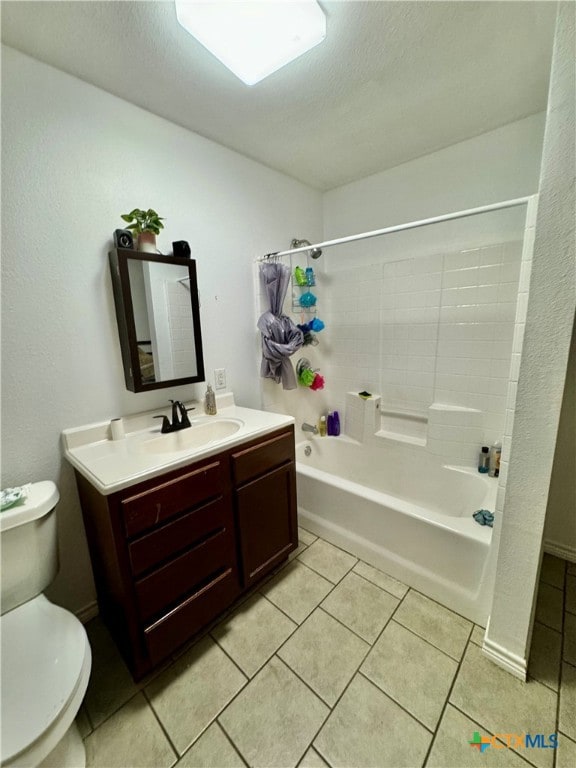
[[426, 405, 484, 463], [258, 235, 530, 465], [493, 196, 538, 519], [435, 242, 522, 443], [166, 282, 197, 378], [324, 241, 522, 449]]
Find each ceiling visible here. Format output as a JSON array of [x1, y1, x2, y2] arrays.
[[1, 1, 557, 191]]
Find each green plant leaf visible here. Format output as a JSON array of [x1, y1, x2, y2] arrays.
[[120, 207, 163, 235]]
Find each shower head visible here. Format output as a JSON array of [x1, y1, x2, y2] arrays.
[[291, 238, 322, 259]]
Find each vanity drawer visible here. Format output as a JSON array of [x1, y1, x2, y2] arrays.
[[231, 430, 294, 486], [128, 496, 228, 577], [144, 568, 239, 664], [121, 460, 224, 538], [135, 528, 235, 621]]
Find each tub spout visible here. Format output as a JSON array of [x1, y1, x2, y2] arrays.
[[302, 422, 318, 435]]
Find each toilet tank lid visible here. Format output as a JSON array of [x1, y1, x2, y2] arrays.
[[0, 481, 59, 532]]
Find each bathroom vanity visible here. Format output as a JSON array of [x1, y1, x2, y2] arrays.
[[63, 398, 297, 679]]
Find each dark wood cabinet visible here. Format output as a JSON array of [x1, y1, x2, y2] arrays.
[[76, 426, 297, 679], [231, 430, 297, 586], [236, 465, 297, 587]]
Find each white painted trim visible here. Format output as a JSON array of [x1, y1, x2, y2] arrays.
[[75, 600, 98, 624], [482, 635, 527, 680], [544, 539, 576, 563]]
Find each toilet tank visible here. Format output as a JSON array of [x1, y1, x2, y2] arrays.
[[0, 481, 60, 615]]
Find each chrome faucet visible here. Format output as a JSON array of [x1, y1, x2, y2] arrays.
[[154, 400, 195, 433], [302, 422, 318, 435]]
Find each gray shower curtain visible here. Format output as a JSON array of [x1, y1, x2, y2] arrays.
[[257, 262, 304, 389]]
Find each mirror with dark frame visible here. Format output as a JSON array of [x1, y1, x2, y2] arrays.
[[109, 248, 205, 392]]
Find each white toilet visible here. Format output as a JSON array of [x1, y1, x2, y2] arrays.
[[1, 482, 92, 768]]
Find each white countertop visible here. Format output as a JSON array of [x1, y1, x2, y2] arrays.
[[62, 394, 294, 495]]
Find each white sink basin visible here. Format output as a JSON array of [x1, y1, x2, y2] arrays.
[[137, 418, 243, 454]]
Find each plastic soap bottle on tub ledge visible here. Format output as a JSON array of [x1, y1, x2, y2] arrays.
[[327, 411, 341, 436], [489, 441, 502, 477]]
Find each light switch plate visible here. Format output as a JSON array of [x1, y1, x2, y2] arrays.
[[214, 368, 226, 390]]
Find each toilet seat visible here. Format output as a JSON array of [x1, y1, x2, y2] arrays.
[[1, 594, 92, 767]]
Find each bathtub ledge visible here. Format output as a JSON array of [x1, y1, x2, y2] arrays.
[[375, 429, 427, 447]]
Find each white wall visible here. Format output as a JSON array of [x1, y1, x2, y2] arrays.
[[485, 2, 575, 677], [1, 46, 322, 617], [544, 320, 576, 561], [323, 112, 545, 244]]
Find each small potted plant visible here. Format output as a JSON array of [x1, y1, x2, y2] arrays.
[[120, 208, 165, 253]]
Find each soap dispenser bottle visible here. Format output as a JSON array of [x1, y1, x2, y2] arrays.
[[478, 446, 490, 473], [489, 441, 502, 477], [204, 384, 217, 416]]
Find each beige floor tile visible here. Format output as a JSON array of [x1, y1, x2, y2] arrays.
[[426, 704, 530, 768], [146, 636, 247, 755], [393, 590, 472, 660], [566, 575, 576, 615], [540, 553, 566, 590], [84, 617, 139, 728], [298, 526, 318, 547], [314, 673, 432, 767], [261, 560, 333, 623], [175, 723, 244, 768], [560, 662, 576, 741], [564, 612, 576, 666], [557, 732, 576, 768], [320, 571, 399, 643], [278, 608, 369, 705], [299, 747, 329, 767], [361, 620, 457, 730], [450, 643, 557, 768], [297, 539, 357, 583], [528, 622, 562, 690], [219, 656, 329, 768], [85, 693, 176, 768], [353, 560, 409, 599], [568, 561, 576, 576], [289, 541, 308, 561], [470, 625, 486, 647], [535, 581, 564, 632], [212, 593, 297, 677]]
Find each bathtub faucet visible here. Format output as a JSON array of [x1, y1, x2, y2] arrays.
[[302, 422, 318, 435]]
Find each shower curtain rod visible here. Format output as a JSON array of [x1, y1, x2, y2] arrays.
[[263, 196, 531, 259]]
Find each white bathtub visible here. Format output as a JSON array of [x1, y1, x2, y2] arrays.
[[296, 436, 497, 624]]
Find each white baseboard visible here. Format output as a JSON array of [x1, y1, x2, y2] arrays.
[[544, 538, 576, 563], [482, 635, 527, 681], [75, 600, 99, 624]]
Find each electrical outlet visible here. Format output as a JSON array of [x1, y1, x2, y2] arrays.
[[214, 368, 226, 390]]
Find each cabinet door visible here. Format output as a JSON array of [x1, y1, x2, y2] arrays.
[[235, 463, 297, 587]]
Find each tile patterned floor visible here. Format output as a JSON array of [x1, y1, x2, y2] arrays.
[[79, 536, 576, 768]]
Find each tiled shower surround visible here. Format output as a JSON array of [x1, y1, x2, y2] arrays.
[[325, 241, 522, 447]]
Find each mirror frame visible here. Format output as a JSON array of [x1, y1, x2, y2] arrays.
[[109, 248, 205, 392]]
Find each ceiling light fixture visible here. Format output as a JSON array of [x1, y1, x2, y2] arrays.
[[175, 0, 326, 86]]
